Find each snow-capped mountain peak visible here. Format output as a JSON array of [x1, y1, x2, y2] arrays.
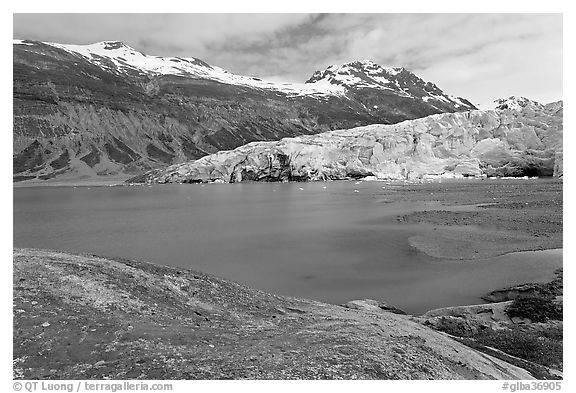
[[305, 60, 406, 88], [494, 96, 544, 111], [305, 60, 475, 110], [44, 40, 216, 75]]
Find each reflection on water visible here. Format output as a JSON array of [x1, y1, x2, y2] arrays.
[[13, 181, 562, 314]]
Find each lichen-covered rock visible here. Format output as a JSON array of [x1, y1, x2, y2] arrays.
[[421, 315, 481, 337], [482, 269, 563, 303], [341, 299, 407, 315]]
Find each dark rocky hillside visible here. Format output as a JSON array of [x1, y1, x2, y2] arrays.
[[13, 40, 475, 182]]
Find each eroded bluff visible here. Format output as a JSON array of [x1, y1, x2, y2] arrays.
[[138, 101, 562, 184]]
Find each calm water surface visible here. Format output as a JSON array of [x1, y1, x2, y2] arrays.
[[13, 181, 562, 314]]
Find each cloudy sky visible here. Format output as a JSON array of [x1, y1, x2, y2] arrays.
[[13, 13, 562, 108]]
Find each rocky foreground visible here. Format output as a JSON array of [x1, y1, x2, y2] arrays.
[[416, 269, 563, 380], [13, 248, 533, 380], [135, 98, 562, 184]]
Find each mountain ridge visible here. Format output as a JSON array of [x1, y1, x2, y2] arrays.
[[13, 39, 477, 183], [13, 39, 476, 107]]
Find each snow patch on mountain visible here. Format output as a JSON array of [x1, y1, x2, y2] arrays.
[[494, 96, 544, 111], [306, 60, 405, 90], [13, 39, 34, 46]]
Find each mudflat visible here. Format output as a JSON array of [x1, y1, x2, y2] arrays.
[[394, 178, 562, 259], [13, 174, 133, 188]]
